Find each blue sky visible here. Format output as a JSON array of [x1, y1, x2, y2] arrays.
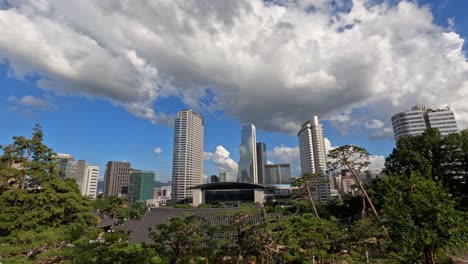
[[1, 0, 468, 182]]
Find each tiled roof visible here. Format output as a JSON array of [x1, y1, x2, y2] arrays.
[[129, 206, 265, 244], [97, 217, 118, 229], [112, 219, 140, 233]]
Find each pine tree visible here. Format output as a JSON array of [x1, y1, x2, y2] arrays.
[[0, 125, 96, 262]]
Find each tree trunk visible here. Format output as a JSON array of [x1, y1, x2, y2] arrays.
[[423, 249, 436, 264], [305, 180, 320, 219], [345, 161, 390, 238]]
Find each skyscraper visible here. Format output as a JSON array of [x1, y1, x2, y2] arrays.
[[298, 116, 329, 202], [103, 161, 131, 198], [256, 142, 266, 184], [238, 124, 258, 183], [54, 153, 73, 179], [264, 164, 291, 185], [129, 169, 155, 203], [219, 170, 233, 182], [171, 110, 204, 201], [391, 104, 458, 141], [82, 165, 99, 199], [64, 160, 86, 188]]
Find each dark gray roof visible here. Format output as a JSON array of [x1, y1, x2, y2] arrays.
[[189, 181, 269, 190], [129, 206, 265, 244], [97, 217, 118, 229], [112, 219, 140, 233]]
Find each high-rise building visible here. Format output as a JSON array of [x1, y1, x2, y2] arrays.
[[238, 124, 258, 183], [63, 159, 99, 199], [171, 110, 204, 201], [82, 165, 99, 199], [256, 142, 266, 184], [65, 159, 86, 189], [264, 164, 291, 185], [103, 161, 131, 198], [391, 104, 458, 141], [54, 153, 73, 179], [129, 169, 155, 203], [298, 116, 330, 202], [219, 170, 233, 182]]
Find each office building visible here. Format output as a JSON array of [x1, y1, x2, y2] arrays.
[[391, 104, 458, 141], [63, 159, 99, 199], [104, 161, 131, 198], [171, 110, 204, 201], [264, 164, 291, 185], [82, 165, 99, 199], [219, 170, 233, 182], [129, 170, 155, 203], [65, 159, 86, 189], [297, 116, 330, 202], [256, 142, 266, 184], [55, 153, 73, 179], [238, 124, 258, 183]]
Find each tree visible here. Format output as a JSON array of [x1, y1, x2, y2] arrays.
[[214, 207, 275, 264], [290, 173, 322, 219], [385, 128, 468, 209], [150, 215, 211, 264], [275, 214, 348, 264], [381, 173, 467, 264], [328, 145, 380, 221], [0, 125, 96, 262]]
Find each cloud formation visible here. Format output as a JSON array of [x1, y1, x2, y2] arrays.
[[204, 145, 238, 174], [1, 0, 468, 136], [153, 147, 162, 155], [18, 95, 51, 110]]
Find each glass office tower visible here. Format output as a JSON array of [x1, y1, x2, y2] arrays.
[[238, 124, 258, 183]]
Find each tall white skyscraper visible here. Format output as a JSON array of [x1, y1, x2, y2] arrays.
[[171, 110, 204, 201], [391, 104, 458, 141], [64, 160, 99, 199], [298, 116, 330, 202], [238, 124, 258, 183], [82, 165, 99, 199]]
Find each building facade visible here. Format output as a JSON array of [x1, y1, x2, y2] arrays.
[[391, 104, 458, 141], [55, 153, 73, 179], [103, 161, 131, 198], [171, 110, 204, 201], [238, 124, 258, 183], [64, 160, 86, 189], [264, 164, 291, 185], [219, 170, 233, 182], [129, 170, 155, 203], [82, 165, 99, 199], [297, 116, 330, 202], [256, 142, 266, 184]]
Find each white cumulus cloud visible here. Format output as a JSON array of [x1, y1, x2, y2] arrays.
[[153, 147, 162, 155], [1, 0, 468, 136], [204, 145, 238, 174]]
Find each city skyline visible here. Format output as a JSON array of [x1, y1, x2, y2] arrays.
[[1, 0, 468, 182]]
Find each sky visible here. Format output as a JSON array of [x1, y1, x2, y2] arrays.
[[1, 0, 468, 182]]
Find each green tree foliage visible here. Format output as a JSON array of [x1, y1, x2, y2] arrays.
[[381, 173, 467, 264], [92, 197, 146, 220], [214, 207, 276, 263], [0, 125, 96, 262], [291, 173, 322, 218], [150, 215, 211, 264], [275, 213, 347, 263], [71, 232, 162, 264], [385, 128, 468, 208]]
